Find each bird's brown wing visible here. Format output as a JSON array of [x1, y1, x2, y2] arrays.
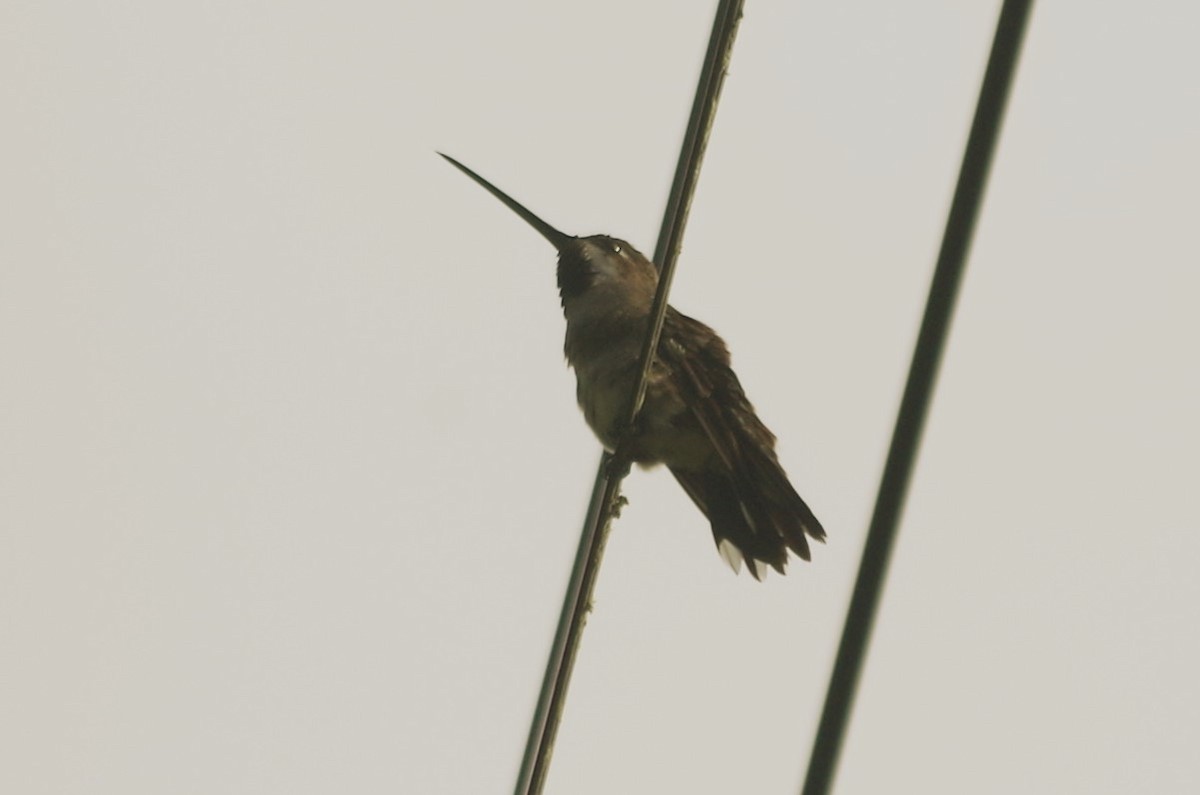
[[659, 307, 825, 571], [658, 308, 770, 468]]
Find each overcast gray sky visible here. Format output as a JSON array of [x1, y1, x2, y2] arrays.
[[3, 1, 1198, 793]]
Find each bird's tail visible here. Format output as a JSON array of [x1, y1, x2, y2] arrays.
[[671, 456, 824, 580]]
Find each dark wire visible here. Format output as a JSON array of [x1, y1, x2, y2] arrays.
[[800, 2, 1035, 793], [513, 2, 746, 794]]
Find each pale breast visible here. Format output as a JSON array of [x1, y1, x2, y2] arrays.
[[573, 359, 712, 468], [574, 363, 635, 450]]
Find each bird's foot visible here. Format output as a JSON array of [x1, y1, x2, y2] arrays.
[[605, 445, 633, 481]]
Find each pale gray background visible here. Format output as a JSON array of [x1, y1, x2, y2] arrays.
[[3, 1, 1198, 793]]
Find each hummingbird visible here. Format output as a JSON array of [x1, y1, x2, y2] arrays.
[[441, 153, 825, 579]]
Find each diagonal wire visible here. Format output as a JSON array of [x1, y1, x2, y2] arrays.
[[513, 2, 745, 794], [800, 2, 1035, 793]]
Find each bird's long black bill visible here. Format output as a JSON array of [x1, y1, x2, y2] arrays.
[[438, 153, 572, 250]]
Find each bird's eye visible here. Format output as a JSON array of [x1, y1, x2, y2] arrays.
[[611, 243, 622, 254]]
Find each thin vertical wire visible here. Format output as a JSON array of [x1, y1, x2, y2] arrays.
[[513, 2, 745, 794], [800, 2, 1034, 793]]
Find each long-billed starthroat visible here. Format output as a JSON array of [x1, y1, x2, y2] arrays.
[[441, 153, 825, 579]]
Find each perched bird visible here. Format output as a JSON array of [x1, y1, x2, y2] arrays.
[[441, 154, 824, 579]]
